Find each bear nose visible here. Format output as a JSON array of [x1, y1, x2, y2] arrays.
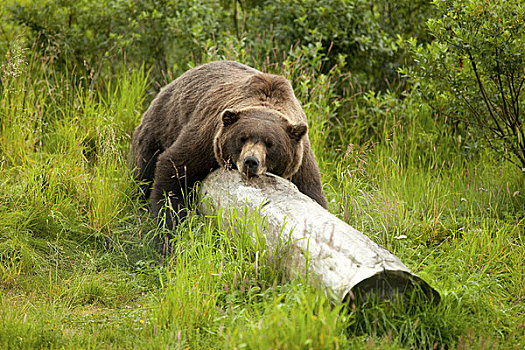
[[243, 156, 259, 175]]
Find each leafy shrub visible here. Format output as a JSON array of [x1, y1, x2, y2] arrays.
[[6, 0, 233, 87], [244, 0, 394, 88], [5, 0, 437, 91], [373, 0, 435, 44], [406, 0, 525, 170]]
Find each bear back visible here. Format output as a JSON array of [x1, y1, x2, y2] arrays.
[[136, 61, 309, 154], [170, 61, 307, 128]]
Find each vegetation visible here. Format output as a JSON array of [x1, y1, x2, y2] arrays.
[[0, 0, 523, 349], [406, 0, 525, 169]]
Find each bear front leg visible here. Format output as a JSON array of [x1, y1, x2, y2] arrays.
[[150, 135, 217, 230], [150, 157, 187, 231], [291, 144, 328, 209], [131, 127, 163, 200]]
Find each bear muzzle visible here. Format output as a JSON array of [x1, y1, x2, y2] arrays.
[[237, 141, 267, 177], [243, 156, 260, 176]]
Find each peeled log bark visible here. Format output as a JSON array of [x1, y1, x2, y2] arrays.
[[200, 168, 440, 305]]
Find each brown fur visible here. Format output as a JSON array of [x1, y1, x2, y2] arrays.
[[131, 61, 327, 230]]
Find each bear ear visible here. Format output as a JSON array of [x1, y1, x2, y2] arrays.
[[222, 109, 241, 126], [287, 123, 307, 142]]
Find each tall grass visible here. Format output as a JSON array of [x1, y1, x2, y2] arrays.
[[0, 38, 524, 349], [1, 42, 149, 275]]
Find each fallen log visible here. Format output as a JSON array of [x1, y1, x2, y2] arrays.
[[200, 168, 440, 305]]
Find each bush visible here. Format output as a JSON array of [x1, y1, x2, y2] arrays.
[[245, 0, 396, 88], [405, 0, 525, 170], [6, 0, 233, 87], [5, 0, 437, 91]]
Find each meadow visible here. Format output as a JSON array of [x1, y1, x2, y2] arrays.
[[1, 1, 524, 349]]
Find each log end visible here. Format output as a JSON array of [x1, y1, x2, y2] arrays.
[[344, 270, 440, 306]]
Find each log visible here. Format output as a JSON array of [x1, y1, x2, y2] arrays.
[[199, 168, 440, 305]]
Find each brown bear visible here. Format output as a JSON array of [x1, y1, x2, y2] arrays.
[[131, 61, 327, 229]]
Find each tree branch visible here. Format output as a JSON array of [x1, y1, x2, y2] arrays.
[[467, 49, 506, 137], [495, 48, 512, 128]]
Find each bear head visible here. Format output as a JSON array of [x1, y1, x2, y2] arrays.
[[214, 107, 307, 179]]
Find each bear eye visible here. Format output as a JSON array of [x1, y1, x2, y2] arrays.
[[266, 140, 273, 148], [240, 136, 247, 143]]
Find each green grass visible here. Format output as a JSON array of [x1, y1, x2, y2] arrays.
[[0, 43, 524, 349]]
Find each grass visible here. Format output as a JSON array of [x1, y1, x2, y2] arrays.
[[0, 41, 524, 349]]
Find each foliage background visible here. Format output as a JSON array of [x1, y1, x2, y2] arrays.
[[0, 0, 524, 348]]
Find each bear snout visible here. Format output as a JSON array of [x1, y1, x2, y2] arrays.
[[236, 141, 267, 177], [243, 156, 260, 176]]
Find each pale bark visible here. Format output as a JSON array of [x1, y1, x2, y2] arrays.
[[200, 168, 439, 305]]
